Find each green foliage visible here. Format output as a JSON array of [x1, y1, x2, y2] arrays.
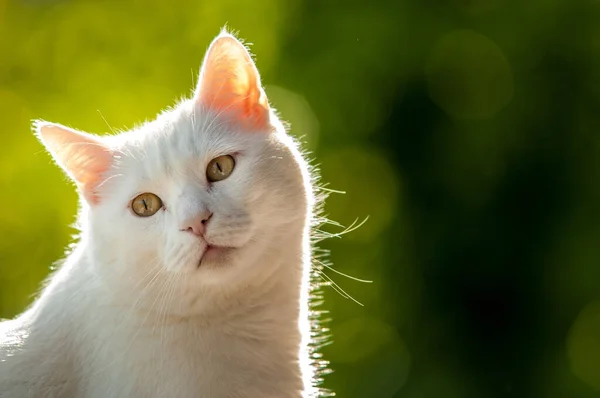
[[4, 0, 600, 396]]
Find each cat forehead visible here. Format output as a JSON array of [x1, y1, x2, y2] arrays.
[[116, 103, 267, 176]]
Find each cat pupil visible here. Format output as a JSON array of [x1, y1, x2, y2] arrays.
[[206, 155, 234, 182]]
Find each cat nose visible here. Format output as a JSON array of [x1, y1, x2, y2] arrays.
[[182, 211, 212, 236]]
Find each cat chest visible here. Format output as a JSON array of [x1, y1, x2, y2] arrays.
[[76, 324, 299, 397]]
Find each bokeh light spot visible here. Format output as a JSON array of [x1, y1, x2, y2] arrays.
[[567, 300, 600, 390], [426, 29, 514, 120], [266, 85, 320, 150]]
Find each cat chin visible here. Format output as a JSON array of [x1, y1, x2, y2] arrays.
[[197, 245, 235, 268]]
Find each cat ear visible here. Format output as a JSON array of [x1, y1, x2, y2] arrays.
[[34, 121, 113, 204], [194, 32, 271, 131]]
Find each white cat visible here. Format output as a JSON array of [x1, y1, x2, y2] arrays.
[[0, 30, 329, 398]]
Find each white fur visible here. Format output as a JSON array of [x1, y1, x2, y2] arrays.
[[0, 82, 323, 395]]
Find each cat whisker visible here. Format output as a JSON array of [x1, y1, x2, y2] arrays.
[[97, 110, 116, 135], [158, 271, 179, 371], [135, 268, 171, 337], [323, 216, 370, 239], [124, 260, 164, 315], [314, 259, 372, 284], [89, 266, 167, 377], [317, 186, 346, 195], [115, 145, 137, 161], [96, 173, 124, 190], [315, 269, 364, 307]]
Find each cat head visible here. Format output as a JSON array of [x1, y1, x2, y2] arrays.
[[35, 32, 312, 312]]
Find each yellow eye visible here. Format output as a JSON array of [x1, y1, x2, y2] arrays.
[[131, 193, 163, 217], [206, 155, 235, 182]]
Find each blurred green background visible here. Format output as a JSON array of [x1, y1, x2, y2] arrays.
[[4, 0, 600, 396]]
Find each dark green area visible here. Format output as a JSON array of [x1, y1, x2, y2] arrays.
[[3, 0, 600, 396]]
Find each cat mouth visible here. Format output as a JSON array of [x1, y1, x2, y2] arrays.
[[197, 244, 234, 267]]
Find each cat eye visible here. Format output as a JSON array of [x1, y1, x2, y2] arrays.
[[206, 155, 235, 182], [131, 193, 163, 217]]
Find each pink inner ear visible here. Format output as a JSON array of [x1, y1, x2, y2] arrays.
[[62, 143, 112, 204], [36, 122, 113, 204], [195, 34, 271, 131]]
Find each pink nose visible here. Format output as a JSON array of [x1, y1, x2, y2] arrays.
[[183, 211, 212, 236]]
